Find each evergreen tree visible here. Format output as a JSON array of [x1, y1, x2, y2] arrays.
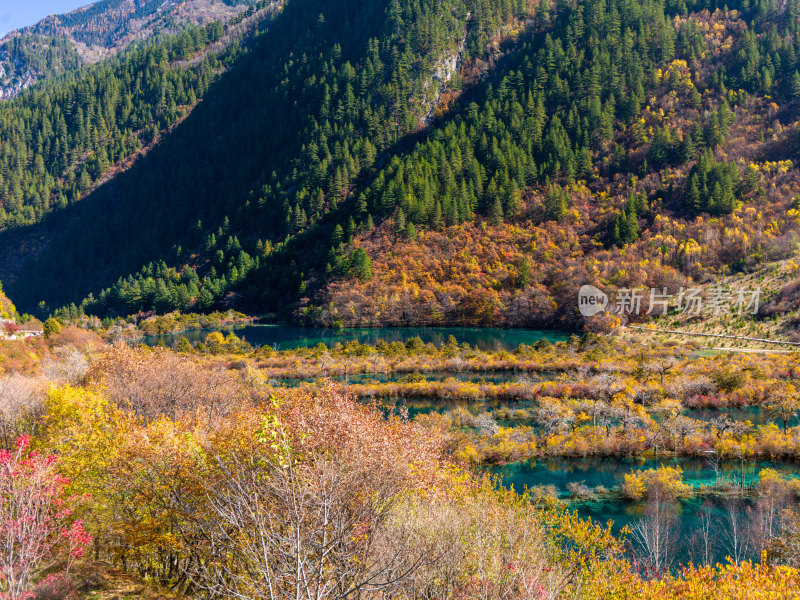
[[489, 197, 504, 225], [348, 248, 373, 282], [543, 185, 567, 222], [792, 70, 800, 98], [683, 152, 741, 216]]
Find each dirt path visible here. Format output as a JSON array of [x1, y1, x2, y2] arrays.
[[626, 325, 800, 347]]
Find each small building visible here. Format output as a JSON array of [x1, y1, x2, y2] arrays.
[[0, 319, 44, 339]]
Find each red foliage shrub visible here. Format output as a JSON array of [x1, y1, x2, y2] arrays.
[[0, 437, 90, 600]]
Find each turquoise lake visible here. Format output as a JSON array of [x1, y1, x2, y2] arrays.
[[143, 325, 570, 350], [496, 457, 799, 567], [142, 325, 799, 569]]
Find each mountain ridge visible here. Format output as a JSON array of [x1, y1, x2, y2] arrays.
[[3, 0, 800, 341], [0, 0, 258, 98]]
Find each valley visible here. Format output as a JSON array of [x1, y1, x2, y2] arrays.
[[1, 0, 800, 597]]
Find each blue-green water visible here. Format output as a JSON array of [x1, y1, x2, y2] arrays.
[[376, 396, 797, 428], [573, 495, 757, 567], [497, 456, 798, 496], [496, 457, 800, 567], [140, 323, 800, 568], [142, 325, 569, 351], [269, 371, 536, 386], [379, 397, 538, 420], [682, 406, 800, 428]]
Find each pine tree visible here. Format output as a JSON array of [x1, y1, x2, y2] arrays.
[[348, 248, 373, 282], [331, 224, 344, 248], [517, 258, 532, 289], [612, 217, 622, 246], [623, 199, 639, 244], [681, 133, 696, 162], [543, 185, 566, 222], [489, 196, 504, 225], [792, 70, 800, 98], [396, 208, 407, 233]]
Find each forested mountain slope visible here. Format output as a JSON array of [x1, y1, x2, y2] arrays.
[[0, 0, 258, 98], [304, 0, 800, 332], [0, 0, 282, 232], [0, 283, 16, 321], [1, 0, 522, 316], [3, 0, 800, 334], [311, 1, 800, 331]]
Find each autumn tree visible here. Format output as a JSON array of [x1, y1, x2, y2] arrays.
[[0, 437, 91, 599], [0, 376, 46, 450], [764, 386, 800, 434], [88, 344, 241, 422], [43, 318, 61, 338]]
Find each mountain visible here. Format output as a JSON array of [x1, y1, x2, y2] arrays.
[[0, 282, 16, 321], [0, 0, 280, 234], [2, 0, 800, 337], [0, 0, 516, 313], [0, 0, 259, 98]]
